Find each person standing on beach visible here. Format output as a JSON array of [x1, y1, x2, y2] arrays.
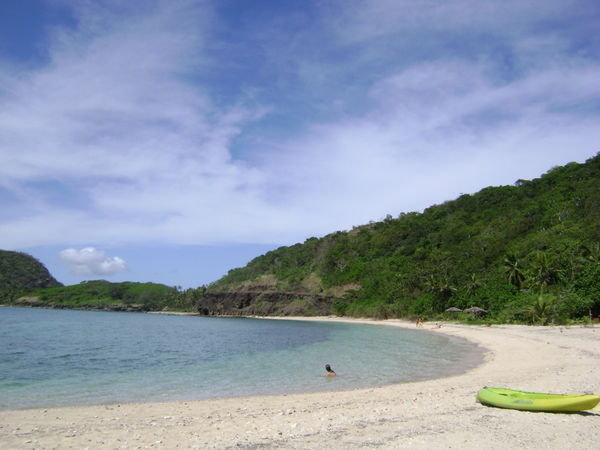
[[325, 364, 336, 376]]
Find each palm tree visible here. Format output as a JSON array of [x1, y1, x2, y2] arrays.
[[529, 251, 562, 291], [504, 253, 525, 289], [523, 295, 556, 325], [424, 274, 457, 313], [465, 273, 483, 297], [424, 274, 450, 297], [437, 279, 457, 299]]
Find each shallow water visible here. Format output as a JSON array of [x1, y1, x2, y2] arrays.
[[0, 307, 481, 410]]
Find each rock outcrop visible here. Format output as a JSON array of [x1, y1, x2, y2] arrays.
[[14, 296, 154, 312], [197, 291, 335, 316]]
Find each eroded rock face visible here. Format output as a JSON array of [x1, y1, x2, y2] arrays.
[[197, 292, 335, 317]]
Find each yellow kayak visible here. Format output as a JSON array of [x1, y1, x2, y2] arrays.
[[477, 387, 600, 412]]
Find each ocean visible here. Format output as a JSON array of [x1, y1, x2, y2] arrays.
[[0, 307, 481, 410]]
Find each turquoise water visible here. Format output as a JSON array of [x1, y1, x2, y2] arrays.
[[0, 307, 481, 410]]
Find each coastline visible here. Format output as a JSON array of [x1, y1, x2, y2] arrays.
[[1, 318, 598, 449]]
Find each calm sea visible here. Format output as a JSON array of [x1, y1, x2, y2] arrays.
[[0, 307, 481, 410]]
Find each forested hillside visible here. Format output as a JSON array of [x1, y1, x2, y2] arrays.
[[0, 250, 62, 301], [202, 154, 600, 322]]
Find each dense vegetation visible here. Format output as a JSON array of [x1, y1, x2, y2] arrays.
[[206, 154, 600, 323], [0, 250, 62, 301]]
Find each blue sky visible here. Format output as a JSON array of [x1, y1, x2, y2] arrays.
[[1, 0, 599, 289]]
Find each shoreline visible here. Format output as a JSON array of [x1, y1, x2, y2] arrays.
[[1, 318, 599, 448], [0, 314, 486, 411]]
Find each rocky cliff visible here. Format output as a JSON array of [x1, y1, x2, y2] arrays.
[[197, 291, 336, 316]]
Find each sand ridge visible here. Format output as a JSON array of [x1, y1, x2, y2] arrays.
[[1, 318, 598, 449]]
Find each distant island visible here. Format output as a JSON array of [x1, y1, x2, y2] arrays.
[[2, 153, 599, 324]]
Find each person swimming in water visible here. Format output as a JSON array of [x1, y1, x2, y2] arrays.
[[325, 364, 336, 377]]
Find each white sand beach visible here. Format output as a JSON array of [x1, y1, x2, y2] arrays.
[[1, 318, 598, 449]]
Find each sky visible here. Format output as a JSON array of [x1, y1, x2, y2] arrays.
[[1, 0, 599, 289]]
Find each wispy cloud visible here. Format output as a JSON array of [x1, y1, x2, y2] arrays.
[[322, 0, 582, 46], [259, 55, 600, 229], [0, 0, 598, 251], [0, 1, 272, 246]]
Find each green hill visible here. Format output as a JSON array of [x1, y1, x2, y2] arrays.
[[0, 250, 62, 301], [4, 276, 201, 312], [20, 280, 193, 312], [200, 153, 600, 322]]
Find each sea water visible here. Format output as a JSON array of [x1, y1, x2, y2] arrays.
[[0, 307, 482, 410]]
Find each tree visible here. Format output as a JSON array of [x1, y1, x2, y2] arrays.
[[465, 273, 483, 297], [504, 253, 526, 289], [423, 274, 457, 312], [529, 251, 562, 291], [523, 295, 557, 325]]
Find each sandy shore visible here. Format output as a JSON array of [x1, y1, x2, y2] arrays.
[[1, 318, 598, 449]]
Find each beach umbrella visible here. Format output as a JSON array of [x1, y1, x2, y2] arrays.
[[465, 307, 487, 315], [445, 307, 463, 312]]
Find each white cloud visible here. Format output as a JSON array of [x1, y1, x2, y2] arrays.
[[59, 247, 127, 276]]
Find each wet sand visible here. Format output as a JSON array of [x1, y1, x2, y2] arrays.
[[1, 318, 598, 449]]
